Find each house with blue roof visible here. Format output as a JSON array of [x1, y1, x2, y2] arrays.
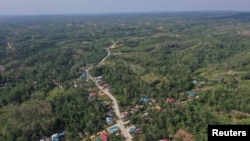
[[106, 116, 113, 125], [51, 131, 65, 141], [188, 91, 195, 98], [108, 126, 120, 134], [129, 125, 136, 134], [80, 73, 87, 79], [140, 97, 152, 103]]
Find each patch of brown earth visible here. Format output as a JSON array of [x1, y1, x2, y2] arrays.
[[109, 44, 123, 49], [240, 30, 250, 36], [231, 110, 250, 118], [173, 129, 194, 141], [192, 87, 214, 93], [113, 52, 122, 55]]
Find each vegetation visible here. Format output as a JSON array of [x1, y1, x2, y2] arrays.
[[0, 12, 250, 140]]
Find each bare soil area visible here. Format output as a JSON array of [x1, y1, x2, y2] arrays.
[[173, 129, 194, 141]]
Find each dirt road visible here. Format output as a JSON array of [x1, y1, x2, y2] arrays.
[[7, 42, 14, 52], [86, 44, 132, 141]]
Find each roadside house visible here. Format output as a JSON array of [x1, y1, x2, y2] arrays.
[[102, 83, 111, 90], [106, 116, 113, 125], [188, 92, 195, 99], [108, 126, 120, 135], [100, 132, 109, 141]]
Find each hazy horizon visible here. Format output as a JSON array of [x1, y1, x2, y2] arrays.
[[0, 0, 250, 16]]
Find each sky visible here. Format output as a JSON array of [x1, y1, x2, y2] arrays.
[[0, 0, 249, 15]]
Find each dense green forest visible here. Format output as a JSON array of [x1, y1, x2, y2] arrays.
[[0, 12, 250, 141]]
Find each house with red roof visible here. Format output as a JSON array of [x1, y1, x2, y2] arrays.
[[88, 92, 97, 99], [166, 98, 176, 103], [102, 83, 111, 90], [100, 132, 109, 141]]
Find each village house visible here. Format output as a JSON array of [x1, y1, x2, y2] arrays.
[[158, 139, 171, 141], [140, 97, 152, 103], [95, 76, 103, 82], [38, 136, 51, 141], [88, 92, 97, 99], [0, 65, 5, 73], [146, 117, 154, 122], [99, 101, 107, 106], [142, 112, 149, 118], [80, 73, 87, 80], [102, 83, 111, 90], [130, 108, 137, 114], [74, 83, 77, 88], [121, 111, 130, 120], [108, 126, 120, 135], [106, 116, 113, 125], [100, 132, 109, 141], [106, 110, 114, 117], [78, 132, 84, 139], [51, 131, 65, 141], [94, 137, 102, 141], [135, 104, 140, 109], [129, 125, 136, 134], [188, 92, 195, 99], [193, 80, 206, 87], [166, 98, 176, 103], [153, 105, 162, 111]]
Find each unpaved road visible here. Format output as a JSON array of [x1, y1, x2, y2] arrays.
[[86, 44, 132, 141], [99, 48, 110, 66], [7, 42, 14, 52]]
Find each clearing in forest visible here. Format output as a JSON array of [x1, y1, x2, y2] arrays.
[[173, 129, 194, 141]]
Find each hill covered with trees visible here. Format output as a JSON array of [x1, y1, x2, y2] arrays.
[[0, 12, 250, 141]]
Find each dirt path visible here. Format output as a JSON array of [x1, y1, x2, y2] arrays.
[[86, 43, 133, 141], [98, 48, 110, 66], [7, 42, 14, 52]]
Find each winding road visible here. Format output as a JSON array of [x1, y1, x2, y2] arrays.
[[86, 44, 133, 141]]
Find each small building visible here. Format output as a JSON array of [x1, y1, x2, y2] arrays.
[[38, 136, 51, 141], [96, 76, 103, 82], [158, 139, 171, 141], [129, 125, 136, 134], [94, 137, 102, 141], [121, 111, 130, 120], [0, 65, 5, 73], [166, 98, 176, 103], [146, 117, 154, 122], [88, 92, 97, 99], [135, 104, 140, 109], [106, 117, 113, 125], [151, 98, 156, 103], [99, 101, 106, 106], [153, 105, 162, 110], [107, 110, 114, 117], [102, 83, 111, 90], [140, 97, 152, 103], [188, 92, 195, 98], [78, 132, 84, 138], [74, 83, 77, 88], [80, 73, 87, 79], [108, 126, 120, 134], [51, 131, 65, 141], [199, 81, 206, 87], [100, 132, 109, 141], [143, 112, 149, 118], [192, 80, 198, 84]]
